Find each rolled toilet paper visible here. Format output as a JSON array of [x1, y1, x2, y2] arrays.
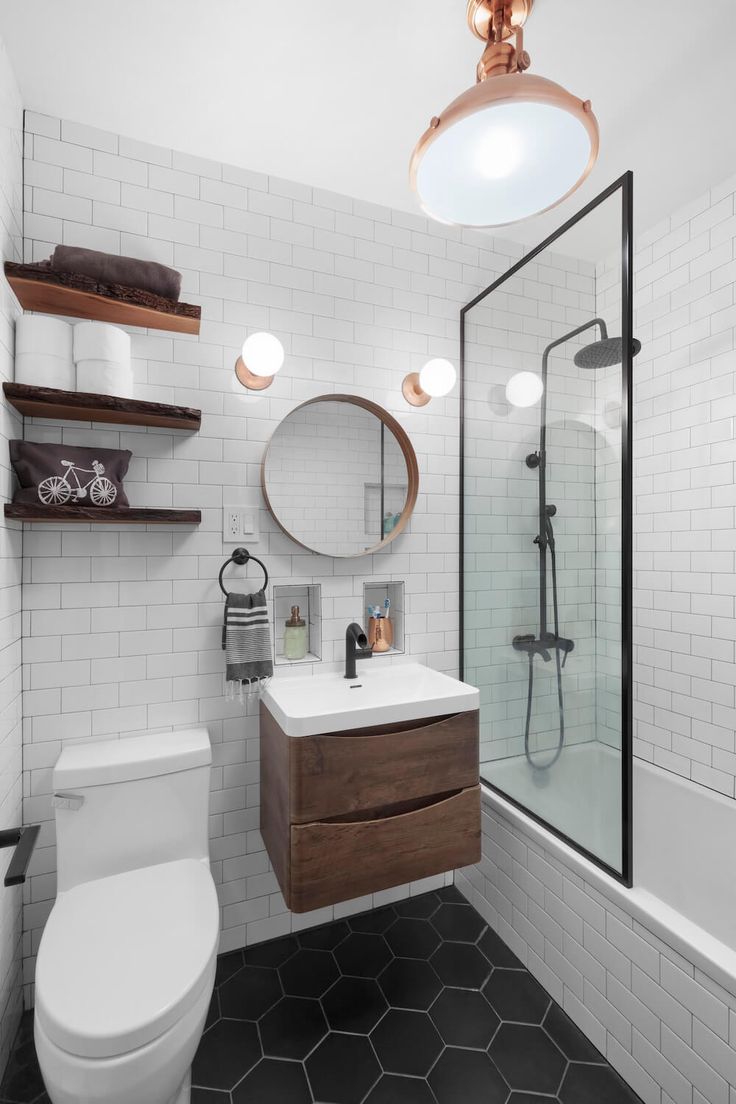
[[76, 359, 134, 399], [15, 352, 76, 390], [15, 315, 74, 359], [73, 321, 131, 364]]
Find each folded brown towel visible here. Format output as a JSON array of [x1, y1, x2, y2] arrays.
[[50, 246, 182, 301]]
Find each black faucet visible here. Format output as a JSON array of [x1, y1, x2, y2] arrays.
[[345, 622, 373, 680]]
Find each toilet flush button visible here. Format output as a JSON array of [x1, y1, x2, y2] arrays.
[[52, 792, 84, 811]]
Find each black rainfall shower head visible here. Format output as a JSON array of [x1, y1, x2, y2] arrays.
[[573, 336, 642, 370]]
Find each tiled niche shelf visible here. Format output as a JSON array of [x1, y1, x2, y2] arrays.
[[272, 583, 322, 666], [364, 580, 405, 656]]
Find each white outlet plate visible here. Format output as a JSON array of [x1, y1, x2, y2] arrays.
[[223, 505, 260, 544]]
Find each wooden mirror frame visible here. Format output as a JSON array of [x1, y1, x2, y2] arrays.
[[261, 394, 419, 558]]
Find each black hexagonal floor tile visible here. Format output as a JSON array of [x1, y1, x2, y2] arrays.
[[394, 891, 441, 919], [385, 916, 441, 959], [218, 964, 282, 1020], [192, 1090, 230, 1103], [430, 987, 500, 1048], [259, 995, 327, 1059], [477, 926, 523, 968], [204, 989, 220, 1031], [436, 884, 466, 903], [371, 1009, 443, 1077], [299, 919, 349, 950], [507, 1094, 558, 1103], [431, 902, 486, 943], [429, 1047, 508, 1104], [349, 905, 397, 933], [232, 1057, 312, 1103], [279, 947, 339, 997], [215, 948, 244, 985], [305, 1032, 381, 1104], [559, 1062, 644, 1103], [483, 967, 551, 1023], [334, 932, 392, 977], [378, 957, 443, 1011], [544, 1002, 606, 1063], [364, 1074, 437, 1104], [192, 1019, 261, 1091], [244, 934, 298, 968], [430, 942, 491, 988], [490, 1023, 566, 1095], [322, 976, 388, 1033]]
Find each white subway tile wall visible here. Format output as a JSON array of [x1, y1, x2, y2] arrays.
[[458, 796, 736, 1104], [634, 176, 736, 797], [0, 48, 24, 1071], [19, 111, 522, 1001]]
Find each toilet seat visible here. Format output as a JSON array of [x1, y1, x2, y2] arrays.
[[35, 859, 219, 1060]]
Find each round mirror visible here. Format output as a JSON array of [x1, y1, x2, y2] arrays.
[[261, 395, 419, 557]]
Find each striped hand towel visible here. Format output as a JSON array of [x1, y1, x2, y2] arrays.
[[223, 589, 273, 699]]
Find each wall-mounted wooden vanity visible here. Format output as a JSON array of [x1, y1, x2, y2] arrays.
[[260, 665, 481, 912]]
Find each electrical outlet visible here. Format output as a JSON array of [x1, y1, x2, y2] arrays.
[[223, 505, 259, 543]]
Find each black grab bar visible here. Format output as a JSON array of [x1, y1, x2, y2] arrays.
[[0, 825, 40, 886]]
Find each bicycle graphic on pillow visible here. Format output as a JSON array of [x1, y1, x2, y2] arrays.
[[38, 459, 117, 506]]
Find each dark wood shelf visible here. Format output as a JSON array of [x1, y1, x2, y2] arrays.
[[4, 262, 201, 335], [4, 504, 201, 525], [3, 383, 201, 431]]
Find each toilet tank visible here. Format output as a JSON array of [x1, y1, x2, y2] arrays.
[[53, 728, 212, 893]]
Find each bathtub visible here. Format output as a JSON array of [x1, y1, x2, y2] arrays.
[[463, 756, 736, 1102], [479, 752, 736, 997]]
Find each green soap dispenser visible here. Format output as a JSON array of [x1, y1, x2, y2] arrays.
[[284, 605, 308, 661]]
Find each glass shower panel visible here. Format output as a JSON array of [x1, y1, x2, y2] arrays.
[[462, 177, 632, 879]]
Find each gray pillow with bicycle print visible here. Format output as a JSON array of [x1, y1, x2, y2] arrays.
[[9, 441, 132, 508]]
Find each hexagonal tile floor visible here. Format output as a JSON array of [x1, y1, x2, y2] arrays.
[[0, 885, 644, 1104]]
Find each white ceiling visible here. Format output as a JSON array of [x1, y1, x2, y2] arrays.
[[1, 0, 735, 254]]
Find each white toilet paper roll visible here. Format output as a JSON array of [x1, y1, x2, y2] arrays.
[[15, 315, 74, 359], [73, 322, 131, 364], [15, 352, 76, 390], [76, 359, 134, 399]]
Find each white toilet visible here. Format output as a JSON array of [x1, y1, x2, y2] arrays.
[[34, 728, 219, 1104]]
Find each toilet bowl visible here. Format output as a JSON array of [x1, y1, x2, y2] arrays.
[[34, 729, 219, 1104]]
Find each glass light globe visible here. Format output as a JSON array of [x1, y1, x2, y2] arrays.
[[505, 371, 543, 408], [419, 358, 456, 398], [241, 332, 284, 378]]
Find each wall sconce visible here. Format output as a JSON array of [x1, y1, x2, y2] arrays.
[[402, 358, 457, 406], [234, 332, 285, 391]]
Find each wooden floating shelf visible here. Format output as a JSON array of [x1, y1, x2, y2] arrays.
[[4, 504, 201, 525], [4, 262, 201, 335], [3, 382, 201, 431]]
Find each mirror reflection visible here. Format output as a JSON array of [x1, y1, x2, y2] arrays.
[[262, 397, 417, 557]]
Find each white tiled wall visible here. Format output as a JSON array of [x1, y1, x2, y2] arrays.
[[0, 39, 24, 1071], [18, 110, 523, 999], [458, 796, 736, 1104], [633, 176, 736, 797]]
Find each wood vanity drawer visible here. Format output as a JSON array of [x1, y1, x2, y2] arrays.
[[288, 786, 481, 914], [289, 710, 479, 823]]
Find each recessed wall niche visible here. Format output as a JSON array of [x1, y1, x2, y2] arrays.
[[272, 584, 322, 666], [363, 580, 405, 656]]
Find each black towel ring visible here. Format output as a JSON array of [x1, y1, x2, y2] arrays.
[[219, 547, 269, 596]]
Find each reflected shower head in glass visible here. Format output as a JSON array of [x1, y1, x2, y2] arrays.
[[573, 334, 642, 370]]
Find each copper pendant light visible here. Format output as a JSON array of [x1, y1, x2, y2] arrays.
[[410, 0, 599, 228]]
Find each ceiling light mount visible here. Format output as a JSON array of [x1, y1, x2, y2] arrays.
[[410, 0, 599, 228]]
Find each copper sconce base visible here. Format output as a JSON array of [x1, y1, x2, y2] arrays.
[[402, 372, 431, 407], [235, 356, 274, 391]]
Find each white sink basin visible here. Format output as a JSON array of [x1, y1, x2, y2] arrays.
[[262, 662, 479, 737]]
